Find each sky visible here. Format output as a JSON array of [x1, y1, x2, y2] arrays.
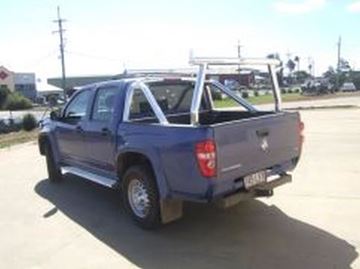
[[1, 0, 360, 82]]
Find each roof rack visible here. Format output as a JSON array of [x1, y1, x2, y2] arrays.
[[188, 56, 282, 124]]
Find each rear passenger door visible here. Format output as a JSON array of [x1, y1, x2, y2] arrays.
[[82, 86, 119, 172]]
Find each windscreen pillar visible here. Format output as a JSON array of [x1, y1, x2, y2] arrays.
[[191, 63, 207, 125], [268, 64, 282, 112]]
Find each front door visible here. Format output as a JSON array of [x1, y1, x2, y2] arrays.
[[55, 89, 92, 166]]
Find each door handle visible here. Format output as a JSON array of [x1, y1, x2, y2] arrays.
[[101, 127, 110, 136], [256, 129, 269, 137]]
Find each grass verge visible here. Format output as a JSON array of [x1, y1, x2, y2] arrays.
[[214, 92, 360, 108], [0, 130, 38, 149], [214, 93, 303, 108]]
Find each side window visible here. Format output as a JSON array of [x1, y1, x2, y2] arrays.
[[92, 87, 118, 122], [63, 90, 91, 119], [129, 88, 157, 120]]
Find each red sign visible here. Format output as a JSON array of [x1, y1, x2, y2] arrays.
[[0, 70, 9, 80]]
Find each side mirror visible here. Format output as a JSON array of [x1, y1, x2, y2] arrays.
[[50, 110, 61, 121]]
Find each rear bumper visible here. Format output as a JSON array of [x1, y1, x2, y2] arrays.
[[214, 173, 292, 208], [168, 158, 298, 203]]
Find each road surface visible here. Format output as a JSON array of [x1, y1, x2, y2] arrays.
[[0, 108, 359, 268]]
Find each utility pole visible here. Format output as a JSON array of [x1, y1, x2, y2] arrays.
[[336, 36, 342, 90], [337, 36, 342, 71], [237, 40, 242, 58], [237, 40, 243, 75], [53, 6, 67, 100]]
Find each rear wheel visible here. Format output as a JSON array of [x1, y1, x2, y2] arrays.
[[122, 165, 161, 229], [44, 142, 63, 183]]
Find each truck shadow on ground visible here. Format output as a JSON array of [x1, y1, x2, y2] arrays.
[[35, 176, 358, 269]]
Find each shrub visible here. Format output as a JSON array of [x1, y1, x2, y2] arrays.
[[0, 119, 22, 134], [0, 87, 10, 109], [288, 89, 293, 94], [0, 120, 9, 134], [281, 89, 287, 94], [5, 93, 32, 110], [294, 88, 300, 93], [254, 90, 259, 97], [241, 91, 249, 99], [22, 113, 37, 131]]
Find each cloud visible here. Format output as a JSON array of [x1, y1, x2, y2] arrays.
[[347, 1, 360, 12], [274, 0, 326, 14]]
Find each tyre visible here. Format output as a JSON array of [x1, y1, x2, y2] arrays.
[[44, 142, 63, 183], [122, 165, 161, 229]]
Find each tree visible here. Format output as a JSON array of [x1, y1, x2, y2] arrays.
[[0, 86, 10, 109], [294, 56, 300, 68], [323, 66, 346, 90], [286, 59, 296, 73], [325, 57, 352, 90], [294, 56, 301, 82], [339, 58, 351, 72], [308, 64, 313, 76], [351, 71, 360, 90], [293, 71, 311, 83], [286, 59, 296, 84], [323, 66, 336, 84]]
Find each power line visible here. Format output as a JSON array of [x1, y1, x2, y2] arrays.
[[53, 6, 67, 100], [22, 50, 58, 68], [65, 50, 124, 63]]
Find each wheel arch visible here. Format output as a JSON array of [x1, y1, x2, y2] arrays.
[[116, 149, 170, 199]]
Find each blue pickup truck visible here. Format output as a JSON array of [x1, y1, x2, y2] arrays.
[[39, 57, 304, 228]]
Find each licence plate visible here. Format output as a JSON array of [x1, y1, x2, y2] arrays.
[[244, 171, 267, 189]]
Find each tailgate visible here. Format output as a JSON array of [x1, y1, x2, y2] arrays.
[[213, 112, 301, 181]]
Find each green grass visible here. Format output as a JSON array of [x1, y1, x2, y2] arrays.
[[214, 93, 316, 108], [0, 130, 38, 149]]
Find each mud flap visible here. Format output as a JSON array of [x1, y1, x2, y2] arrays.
[[160, 199, 183, 224]]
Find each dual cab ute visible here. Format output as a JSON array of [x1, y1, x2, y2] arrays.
[[39, 57, 304, 228]]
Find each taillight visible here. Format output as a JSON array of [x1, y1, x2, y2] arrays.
[[195, 140, 217, 178]]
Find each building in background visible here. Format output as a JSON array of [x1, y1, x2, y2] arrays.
[[0, 66, 37, 101], [47, 68, 257, 98], [36, 82, 64, 105], [0, 66, 15, 92], [14, 73, 37, 101]]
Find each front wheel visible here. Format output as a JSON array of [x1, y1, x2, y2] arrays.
[[122, 165, 161, 229]]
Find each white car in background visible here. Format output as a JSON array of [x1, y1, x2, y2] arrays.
[[340, 82, 357, 92]]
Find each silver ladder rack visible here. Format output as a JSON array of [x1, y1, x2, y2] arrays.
[[189, 56, 283, 125]]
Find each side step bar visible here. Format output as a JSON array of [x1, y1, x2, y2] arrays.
[[61, 166, 116, 188]]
